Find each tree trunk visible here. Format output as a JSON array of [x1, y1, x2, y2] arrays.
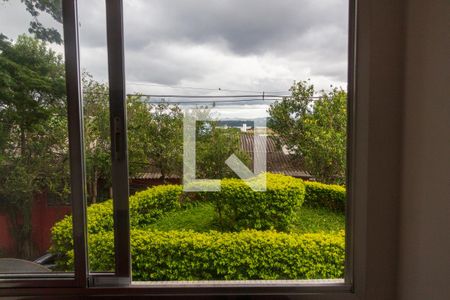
[[87, 181, 92, 204], [92, 171, 98, 204], [20, 200, 34, 259], [20, 126, 26, 156], [8, 201, 34, 259]]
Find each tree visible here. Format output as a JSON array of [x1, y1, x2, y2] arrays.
[[127, 103, 251, 182], [83, 75, 150, 203], [126, 96, 157, 177], [82, 74, 112, 203], [268, 81, 347, 184], [138, 102, 184, 181], [196, 121, 250, 179], [0, 35, 68, 257]]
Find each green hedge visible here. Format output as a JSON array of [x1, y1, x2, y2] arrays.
[[50, 200, 114, 267], [51, 178, 344, 255], [51, 184, 183, 268], [63, 229, 344, 280], [208, 173, 306, 231], [304, 181, 346, 212], [130, 184, 183, 227], [51, 175, 346, 272]]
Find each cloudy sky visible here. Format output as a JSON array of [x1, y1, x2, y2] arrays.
[[0, 0, 348, 118]]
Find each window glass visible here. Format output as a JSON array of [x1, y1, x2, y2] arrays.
[[0, 0, 74, 274], [123, 0, 349, 282], [33, 0, 350, 282], [77, 0, 115, 274]]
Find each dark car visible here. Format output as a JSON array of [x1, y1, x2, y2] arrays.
[[33, 252, 58, 270]]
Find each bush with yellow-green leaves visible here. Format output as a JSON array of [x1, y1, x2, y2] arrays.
[[304, 181, 346, 212], [51, 173, 346, 279], [61, 229, 344, 280], [208, 173, 306, 231]]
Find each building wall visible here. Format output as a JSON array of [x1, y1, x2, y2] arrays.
[[0, 193, 71, 257], [0, 214, 12, 255]]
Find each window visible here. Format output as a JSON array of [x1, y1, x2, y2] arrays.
[[0, 0, 86, 288], [120, 0, 350, 285], [1, 0, 400, 298]]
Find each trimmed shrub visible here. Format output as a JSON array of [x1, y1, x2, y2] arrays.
[[50, 200, 114, 269], [130, 184, 183, 228], [49, 214, 74, 270], [51, 184, 183, 267], [304, 181, 346, 212], [87, 229, 345, 280], [51, 175, 346, 272], [209, 173, 306, 231]]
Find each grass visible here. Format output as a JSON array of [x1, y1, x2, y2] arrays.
[[148, 202, 217, 232], [292, 206, 345, 233], [148, 202, 344, 233]]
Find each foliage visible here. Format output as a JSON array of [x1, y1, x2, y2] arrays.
[[0, 35, 67, 257], [71, 80, 250, 203], [129, 184, 183, 228], [53, 175, 346, 257], [49, 199, 114, 270], [51, 176, 347, 272], [126, 95, 155, 177], [82, 74, 112, 203], [196, 121, 250, 179], [128, 104, 249, 182], [0, 35, 66, 128], [82, 75, 150, 203], [268, 80, 347, 184], [51, 184, 184, 266], [208, 173, 306, 231], [149, 203, 344, 234], [292, 206, 345, 233], [135, 102, 184, 181], [87, 229, 345, 280], [148, 202, 217, 232], [304, 181, 346, 213], [55, 229, 345, 280]]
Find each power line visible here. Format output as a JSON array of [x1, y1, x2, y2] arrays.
[[126, 80, 289, 94], [138, 94, 289, 99], [140, 98, 282, 105], [81, 90, 325, 104]]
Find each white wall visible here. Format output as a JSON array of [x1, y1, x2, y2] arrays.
[[398, 0, 450, 299]]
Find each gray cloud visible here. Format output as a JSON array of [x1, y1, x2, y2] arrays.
[[125, 42, 211, 85], [123, 0, 347, 55], [1, 0, 349, 93], [0, 1, 62, 41]]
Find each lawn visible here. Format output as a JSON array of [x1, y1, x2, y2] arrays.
[[292, 206, 345, 233], [148, 202, 345, 233], [147, 202, 217, 232]]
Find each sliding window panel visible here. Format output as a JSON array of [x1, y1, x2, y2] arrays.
[[0, 0, 87, 287], [88, 0, 131, 286], [122, 0, 350, 287], [77, 0, 117, 275], [106, 0, 131, 281]]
